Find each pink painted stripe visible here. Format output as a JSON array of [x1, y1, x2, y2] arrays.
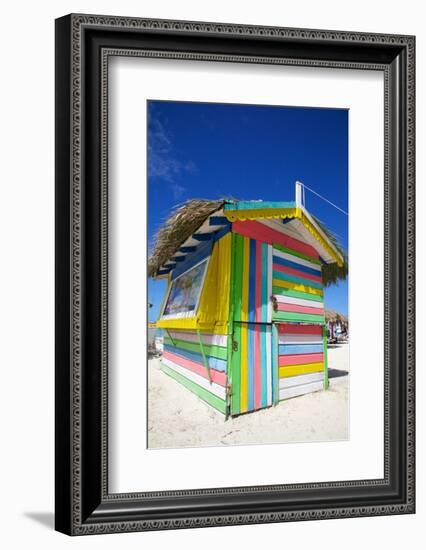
[[254, 324, 261, 409], [162, 350, 227, 386], [255, 241, 262, 322], [253, 241, 262, 409], [273, 262, 322, 284], [279, 353, 324, 366], [232, 220, 319, 259], [277, 323, 323, 335], [277, 303, 325, 315]]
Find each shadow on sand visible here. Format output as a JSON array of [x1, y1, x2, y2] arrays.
[[328, 368, 349, 379], [327, 342, 349, 349]]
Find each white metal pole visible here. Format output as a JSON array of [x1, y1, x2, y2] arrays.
[[295, 181, 303, 207]]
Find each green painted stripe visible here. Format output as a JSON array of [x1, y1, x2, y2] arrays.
[[231, 233, 244, 414], [273, 242, 321, 265], [323, 325, 329, 389], [272, 286, 324, 302], [273, 311, 325, 323], [160, 363, 226, 413], [163, 337, 227, 360], [226, 233, 237, 418]]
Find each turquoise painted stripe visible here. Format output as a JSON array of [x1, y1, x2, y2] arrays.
[[163, 344, 226, 371], [278, 343, 324, 355], [248, 322, 255, 410], [224, 200, 296, 211], [261, 243, 268, 322], [261, 324, 267, 408], [272, 270, 323, 290]]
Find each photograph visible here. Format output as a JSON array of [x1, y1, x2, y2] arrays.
[[147, 100, 349, 449]]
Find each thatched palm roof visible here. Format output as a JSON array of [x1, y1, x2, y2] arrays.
[[148, 199, 348, 287], [311, 214, 348, 287], [325, 309, 348, 323], [325, 309, 338, 322], [148, 199, 225, 277]]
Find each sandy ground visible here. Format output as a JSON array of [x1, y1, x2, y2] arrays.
[[148, 343, 349, 449]]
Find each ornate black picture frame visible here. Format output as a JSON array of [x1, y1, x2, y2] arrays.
[[55, 14, 415, 535]]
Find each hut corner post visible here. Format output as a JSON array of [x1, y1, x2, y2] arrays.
[[225, 232, 237, 420], [322, 325, 329, 389]]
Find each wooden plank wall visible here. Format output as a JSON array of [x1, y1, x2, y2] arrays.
[[277, 324, 325, 400], [161, 329, 228, 414], [272, 243, 325, 324]]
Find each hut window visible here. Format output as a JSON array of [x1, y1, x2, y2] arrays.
[[161, 258, 209, 319]]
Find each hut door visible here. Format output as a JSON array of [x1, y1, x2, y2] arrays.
[[230, 322, 273, 415]]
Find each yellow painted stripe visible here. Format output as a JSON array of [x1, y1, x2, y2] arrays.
[[224, 207, 298, 222], [156, 317, 228, 334], [197, 241, 219, 322], [240, 237, 250, 412], [196, 233, 232, 328], [156, 317, 198, 330], [215, 232, 231, 323], [279, 362, 324, 378], [272, 278, 324, 296], [240, 324, 248, 412], [300, 212, 344, 267]]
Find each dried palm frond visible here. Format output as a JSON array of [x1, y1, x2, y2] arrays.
[[148, 199, 225, 277], [311, 214, 348, 287], [325, 309, 348, 323], [148, 199, 349, 288]]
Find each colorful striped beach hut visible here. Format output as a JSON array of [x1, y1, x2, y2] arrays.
[[149, 195, 346, 417]]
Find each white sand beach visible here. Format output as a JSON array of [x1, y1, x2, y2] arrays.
[[148, 343, 349, 449]]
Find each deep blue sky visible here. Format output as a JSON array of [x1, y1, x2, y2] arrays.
[[148, 100, 348, 322]]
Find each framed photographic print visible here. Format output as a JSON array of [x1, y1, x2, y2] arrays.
[[55, 14, 415, 535]]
